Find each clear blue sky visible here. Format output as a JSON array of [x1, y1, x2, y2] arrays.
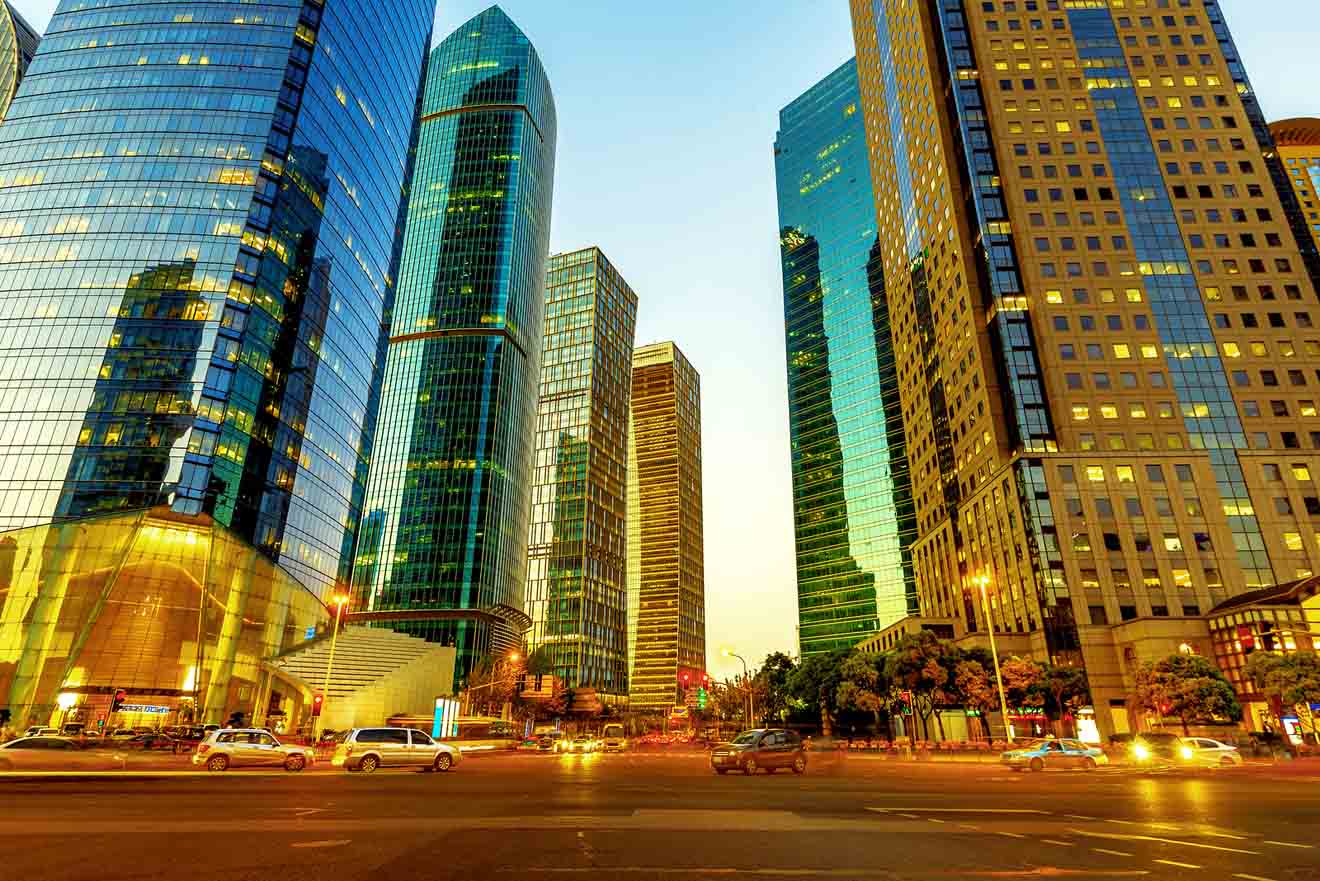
[[12, 0, 1318, 680]]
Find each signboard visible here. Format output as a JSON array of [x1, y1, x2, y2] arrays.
[[432, 697, 459, 739], [119, 704, 170, 715]]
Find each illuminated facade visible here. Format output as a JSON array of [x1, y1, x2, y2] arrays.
[[0, 0, 435, 600], [351, 7, 556, 683], [850, 0, 1320, 735], [776, 59, 917, 658], [525, 248, 637, 697], [627, 342, 705, 710], [0, 2, 38, 122], [1268, 118, 1320, 267]]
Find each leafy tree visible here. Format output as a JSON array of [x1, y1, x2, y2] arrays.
[[1041, 664, 1091, 733], [1245, 651, 1320, 737], [954, 659, 997, 740], [836, 652, 896, 738], [465, 652, 522, 717], [525, 646, 555, 677], [884, 632, 956, 740], [999, 656, 1046, 710], [788, 649, 850, 735], [755, 651, 797, 725], [1133, 653, 1242, 735]]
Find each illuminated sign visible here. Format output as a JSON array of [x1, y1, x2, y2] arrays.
[[432, 697, 460, 739], [119, 704, 170, 714]]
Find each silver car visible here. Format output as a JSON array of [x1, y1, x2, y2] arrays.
[[330, 727, 461, 773], [1179, 737, 1244, 767], [192, 728, 312, 772]]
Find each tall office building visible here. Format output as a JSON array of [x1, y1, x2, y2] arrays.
[[775, 59, 917, 658], [1269, 118, 1320, 258], [351, 7, 557, 682], [850, 0, 1320, 735], [525, 248, 638, 698], [0, 0, 433, 728], [0, 0, 433, 596], [0, 2, 38, 122], [627, 342, 705, 710]]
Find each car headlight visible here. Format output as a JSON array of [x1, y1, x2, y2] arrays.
[[1180, 746, 1194, 760], [1133, 744, 1151, 761]]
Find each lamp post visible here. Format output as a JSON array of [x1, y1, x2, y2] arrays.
[[976, 574, 1013, 744], [723, 649, 753, 725], [314, 594, 349, 738]]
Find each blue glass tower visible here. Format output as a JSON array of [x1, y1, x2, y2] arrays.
[[351, 7, 556, 681], [0, 0, 435, 599], [775, 60, 917, 657]]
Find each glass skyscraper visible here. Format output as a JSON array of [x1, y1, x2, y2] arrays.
[[525, 248, 637, 698], [0, 2, 38, 122], [627, 342, 706, 711], [775, 60, 916, 658], [0, 0, 434, 599], [351, 7, 557, 682]]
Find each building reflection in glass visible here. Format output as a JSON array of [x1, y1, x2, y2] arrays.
[[775, 59, 917, 657]]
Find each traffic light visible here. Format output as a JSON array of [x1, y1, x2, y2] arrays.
[[110, 689, 127, 713], [697, 688, 707, 710], [311, 693, 324, 717]]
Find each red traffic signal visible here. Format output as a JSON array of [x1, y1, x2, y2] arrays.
[[311, 693, 325, 717], [110, 689, 127, 713]]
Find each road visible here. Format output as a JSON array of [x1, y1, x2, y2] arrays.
[[1, 752, 1317, 881]]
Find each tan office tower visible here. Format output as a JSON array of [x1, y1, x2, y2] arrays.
[[627, 342, 706, 711], [525, 248, 638, 700], [1268, 118, 1320, 260], [850, 0, 1320, 736]]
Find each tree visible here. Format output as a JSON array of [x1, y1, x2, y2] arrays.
[[884, 632, 956, 740], [836, 652, 895, 739], [1245, 651, 1320, 738], [1133, 653, 1242, 735], [755, 651, 797, 725], [464, 652, 522, 717], [1040, 664, 1090, 735], [788, 649, 850, 735], [954, 660, 997, 740], [999, 656, 1046, 711]]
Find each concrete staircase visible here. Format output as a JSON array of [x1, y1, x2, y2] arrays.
[[270, 626, 455, 730]]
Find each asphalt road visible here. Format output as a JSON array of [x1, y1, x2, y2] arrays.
[[1, 752, 1317, 881]]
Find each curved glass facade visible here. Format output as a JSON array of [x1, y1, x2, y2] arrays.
[[352, 7, 557, 682], [0, 0, 434, 599], [0, 508, 327, 731], [0, 2, 38, 123], [775, 60, 916, 657]]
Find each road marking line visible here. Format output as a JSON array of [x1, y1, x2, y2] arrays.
[[996, 832, 1027, 839], [1104, 818, 1139, 826], [1203, 831, 1249, 840], [1155, 860, 1201, 870], [899, 813, 920, 819], [1066, 814, 1098, 820], [1093, 848, 1133, 857], [290, 840, 350, 849], [1069, 829, 1259, 855], [1265, 840, 1313, 849], [1234, 874, 1279, 881], [958, 824, 981, 831], [866, 807, 1050, 814], [928, 818, 947, 824], [1042, 839, 1075, 847]]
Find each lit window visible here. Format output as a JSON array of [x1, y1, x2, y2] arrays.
[[1101, 404, 1119, 419], [1113, 344, 1131, 359], [1222, 342, 1241, 358], [1086, 466, 1106, 482], [1293, 464, 1313, 482], [1284, 532, 1304, 551]]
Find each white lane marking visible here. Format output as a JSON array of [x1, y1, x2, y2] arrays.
[[928, 818, 947, 824], [1042, 839, 1075, 847], [290, 840, 350, 849], [1104, 818, 1139, 826], [1203, 831, 1249, 840], [1155, 860, 1201, 869], [958, 824, 981, 831], [1066, 814, 1098, 820], [1234, 874, 1279, 881], [866, 807, 1049, 814], [899, 813, 920, 819], [996, 831, 1027, 839], [294, 809, 325, 817], [1093, 848, 1134, 857], [1069, 829, 1259, 856], [1265, 840, 1314, 849]]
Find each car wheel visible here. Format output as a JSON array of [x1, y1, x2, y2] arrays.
[[792, 755, 806, 775], [435, 753, 453, 772], [1029, 757, 1044, 773], [1082, 757, 1097, 771], [359, 755, 380, 774], [206, 754, 229, 772], [744, 757, 759, 775], [284, 754, 306, 772]]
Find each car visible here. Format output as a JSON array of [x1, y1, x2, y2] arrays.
[[124, 732, 177, 751], [710, 729, 807, 775], [23, 727, 58, 737], [1131, 732, 1182, 764], [534, 734, 561, 752], [0, 736, 127, 771], [559, 734, 599, 753], [602, 724, 628, 752], [1178, 737, 1244, 767], [192, 729, 313, 772], [330, 727, 461, 773], [1001, 738, 1109, 772]]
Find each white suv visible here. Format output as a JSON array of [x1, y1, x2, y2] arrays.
[[193, 729, 312, 772], [330, 727, 461, 773]]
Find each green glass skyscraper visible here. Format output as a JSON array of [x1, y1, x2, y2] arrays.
[[352, 7, 557, 681], [775, 59, 917, 657]]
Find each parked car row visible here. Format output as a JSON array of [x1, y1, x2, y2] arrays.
[[1001, 734, 1244, 771]]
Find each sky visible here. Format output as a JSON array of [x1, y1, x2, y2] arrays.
[[11, 0, 1320, 681]]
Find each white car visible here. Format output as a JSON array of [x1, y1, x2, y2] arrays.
[[1179, 737, 1243, 767], [192, 728, 313, 772], [330, 727, 461, 773]]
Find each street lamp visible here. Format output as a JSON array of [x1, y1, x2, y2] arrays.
[[722, 648, 753, 725], [315, 593, 349, 738], [975, 574, 1013, 744]]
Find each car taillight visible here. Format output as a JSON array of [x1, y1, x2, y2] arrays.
[[197, 744, 210, 754], [344, 745, 354, 755]]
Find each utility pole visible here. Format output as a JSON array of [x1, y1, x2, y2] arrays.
[[976, 574, 1013, 744]]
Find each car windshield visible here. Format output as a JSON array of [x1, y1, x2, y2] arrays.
[[732, 732, 761, 745]]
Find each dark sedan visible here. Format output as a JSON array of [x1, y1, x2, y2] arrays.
[[710, 729, 807, 775]]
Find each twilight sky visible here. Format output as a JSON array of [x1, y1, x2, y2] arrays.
[[12, 0, 1319, 680]]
